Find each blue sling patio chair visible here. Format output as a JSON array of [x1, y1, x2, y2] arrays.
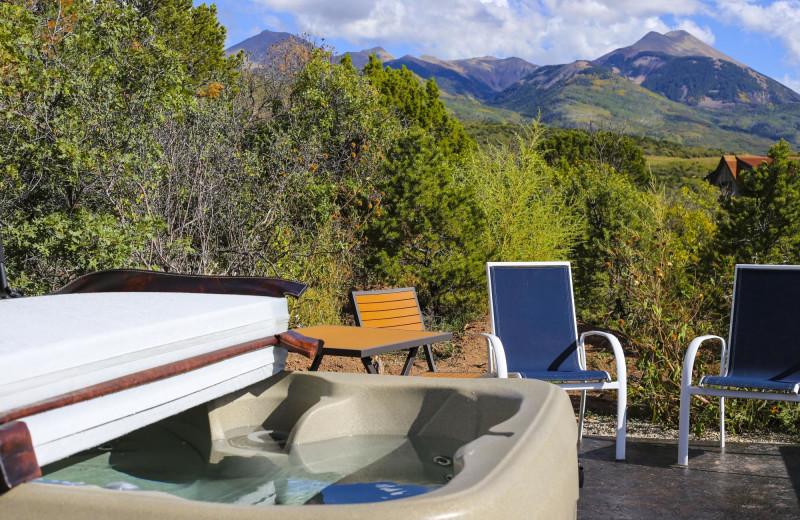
[[678, 264, 800, 466], [483, 262, 627, 460]]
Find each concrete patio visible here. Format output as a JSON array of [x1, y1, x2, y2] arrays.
[[578, 436, 800, 518]]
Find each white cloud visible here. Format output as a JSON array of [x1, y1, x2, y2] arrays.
[[674, 19, 716, 45], [715, 1, 800, 63], [252, 0, 719, 64], [540, 0, 702, 20], [780, 73, 800, 94]]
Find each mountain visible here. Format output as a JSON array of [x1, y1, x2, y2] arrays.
[[591, 30, 800, 107], [485, 30, 800, 150], [226, 30, 537, 100], [595, 30, 738, 65], [342, 47, 395, 69], [489, 61, 777, 151], [362, 54, 538, 100], [225, 29, 303, 62], [397, 55, 538, 96], [225, 29, 800, 152]]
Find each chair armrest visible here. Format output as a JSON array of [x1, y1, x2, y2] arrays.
[[682, 335, 726, 387], [480, 333, 508, 378], [579, 331, 626, 385]]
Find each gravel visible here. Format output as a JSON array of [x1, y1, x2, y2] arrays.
[[582, 413, 799, 444]]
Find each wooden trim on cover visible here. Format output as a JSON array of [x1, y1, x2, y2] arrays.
[[55, 269, 308, 299], [0, 332, 321, 428], [0, 421, 41, 494], [277, 330, 324, 359]]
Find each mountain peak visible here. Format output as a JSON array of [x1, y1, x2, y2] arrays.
[[360, 47, 395, 61], [336, 47, 396, 69], [595, 30, 740, 65]]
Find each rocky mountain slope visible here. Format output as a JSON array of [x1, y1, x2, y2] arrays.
[[591, 30, 800, 107], [383, 55, 538, 99]]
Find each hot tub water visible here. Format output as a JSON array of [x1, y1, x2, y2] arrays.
[[40, 427, 463, 505]]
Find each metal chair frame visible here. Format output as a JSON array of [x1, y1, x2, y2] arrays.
[[483, 261, 627, 460], [678, 264, 800, 466]]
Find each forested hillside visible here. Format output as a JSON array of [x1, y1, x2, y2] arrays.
[[3, 1, 800, 433], [489, 64, 778, 151], [639, 55, 800, 106]]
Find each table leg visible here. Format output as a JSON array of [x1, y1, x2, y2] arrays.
[[401, 347, 420, 376], [361, 357, 379, 374], [309, 354, 324, 371]]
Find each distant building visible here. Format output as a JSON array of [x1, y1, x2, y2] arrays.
[[706, 155, 772, 197]]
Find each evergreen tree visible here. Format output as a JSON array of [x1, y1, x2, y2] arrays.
[[361, 56, 486, 320], [539, 128, 650, 185], [713, 140, 800, 263], [126, 0, 240, 86]]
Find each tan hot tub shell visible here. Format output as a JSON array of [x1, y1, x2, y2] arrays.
[[1, 371, 579, 519]]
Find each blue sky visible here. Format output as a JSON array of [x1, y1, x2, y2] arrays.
[[208, 1, 800, 92]]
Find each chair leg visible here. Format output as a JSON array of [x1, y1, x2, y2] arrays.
[[423, 344, 437, 372], [719, 396, 725, 448], [678, 386, 691, 466], [615, 385, 627, 461], [577, 390, 587, 443]]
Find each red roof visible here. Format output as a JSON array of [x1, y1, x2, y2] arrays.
[[729, 156, 770, 179]]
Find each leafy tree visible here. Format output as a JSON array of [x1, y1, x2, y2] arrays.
[[599, 185, 722, 424], [1, 0, 244, 294], [244, 48, 396, 324], [556, 162, 653, 316], [462, 121, 523, 148], [0, 0, 191, 292]]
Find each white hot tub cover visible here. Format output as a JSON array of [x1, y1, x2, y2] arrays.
[[0, 291, 291, 466]]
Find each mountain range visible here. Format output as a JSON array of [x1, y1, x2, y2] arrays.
[[228, 30, 800, 153]]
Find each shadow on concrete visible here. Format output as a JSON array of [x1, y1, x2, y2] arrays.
[[578, 436, 800, 519], [779, 445, 800, 503]]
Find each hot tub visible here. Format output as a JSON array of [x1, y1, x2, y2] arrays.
[[0, 371, 579, 519]]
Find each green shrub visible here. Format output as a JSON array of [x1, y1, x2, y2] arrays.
[[464, 125, 583, 263], [598, 186, 724, 424]]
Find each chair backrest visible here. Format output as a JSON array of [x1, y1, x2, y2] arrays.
[[726, 265, 800, 382], [351, 287, 425, 331], [487, 262, 582, 373]]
